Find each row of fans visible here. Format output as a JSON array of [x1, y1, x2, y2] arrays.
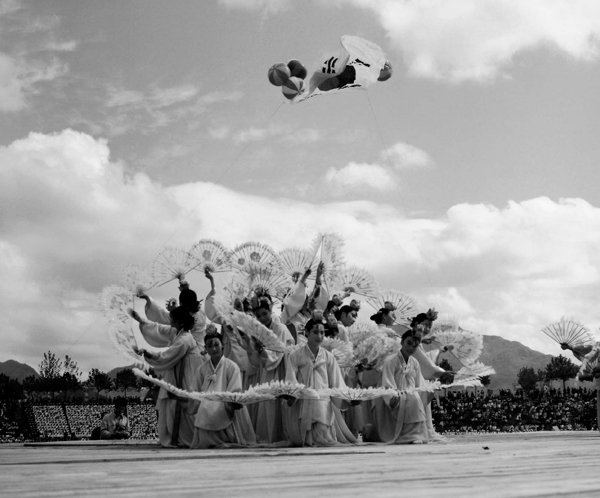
[[116, 233, 420, 320]]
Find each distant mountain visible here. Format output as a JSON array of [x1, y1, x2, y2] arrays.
[[437, 335, 577, 391], [0, 360, 38, 382]]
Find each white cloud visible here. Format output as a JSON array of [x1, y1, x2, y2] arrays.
[[381, 142, 433, 170], [234, 0, 600, 82], [2, 129, 600, 373], [0, 52, 66, 111], [350, 0, 600, 81], [325, 162, 398, 192]]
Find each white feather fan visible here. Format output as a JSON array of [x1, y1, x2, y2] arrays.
[[353, 333, 401, 371], [332, 265, 378, 298], [152, 246, 196, 286], [248, 380, 320, 400], [278, 247, 317, 282], [578, 342, 600, 377], [100, 285, 134, 324], [108, 323, 149, 371], [319, 386, 393, 402], [454, 361, 496, 383], [541, 316, 594, 350], [119, 264, 155, 295], [226, 310, 287, 353], [189, 239, 231, 273], [321, 337, 354, 369], [431, 328, 484, 365], [367, 290, 418, 323], [229, 242, 281, 273]]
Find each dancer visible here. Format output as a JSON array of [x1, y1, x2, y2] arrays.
[[132, 306, 203, 447], [247, 293, 294, 443], [190, 330, 256, 448], [372, 329, 429, 444], [284, 313, 357, 446], [136, 278, 207, 349]]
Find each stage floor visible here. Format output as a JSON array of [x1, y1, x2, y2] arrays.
[[1, 431, 598, 497]]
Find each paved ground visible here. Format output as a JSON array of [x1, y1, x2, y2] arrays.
[[1, 431, 599, 497]]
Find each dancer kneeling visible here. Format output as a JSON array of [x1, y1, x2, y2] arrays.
[[372, 329, 429, 444], [190, 329, 257, 449], [284, 313, 357, 447]]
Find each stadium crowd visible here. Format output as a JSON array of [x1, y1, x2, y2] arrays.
[[1, 387, 597, 443]]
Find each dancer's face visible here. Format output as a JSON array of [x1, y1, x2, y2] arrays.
[[254, 308, 272, 327], [340, 311, 357, 327], [401, 336, 420, 358], [205, 337, 223, 360], [306, 324, 325, 350]]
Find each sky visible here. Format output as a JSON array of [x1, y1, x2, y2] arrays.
[[1, 0, 600, 377]]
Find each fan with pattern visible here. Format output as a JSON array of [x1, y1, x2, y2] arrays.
[[108, 323, 149, 371], [119, 264, 155, 295], [229, 242, 281, 273], [100, 285, 135, 324], [367, 290, 418, 324], [189, 239, 231, 273], [332, 266, 379, 298], [152, 246, 197, 286], [278, 247, 317, 283]]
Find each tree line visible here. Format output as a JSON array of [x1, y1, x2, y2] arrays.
[[0, 351, 153, 401], [516, 355, 580, 392]]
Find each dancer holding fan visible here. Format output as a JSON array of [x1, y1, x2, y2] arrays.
[[131, 306, 203, 448], [189, 330, 257, 448]]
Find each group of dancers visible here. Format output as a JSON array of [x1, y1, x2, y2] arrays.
[[126, 263, 461, 449]]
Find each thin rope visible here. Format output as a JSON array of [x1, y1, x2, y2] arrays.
[[156, 100, 285, 253], [70, 103, 286, 365], [365, 90, 435, 291]]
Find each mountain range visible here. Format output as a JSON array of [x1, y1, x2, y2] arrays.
[[0, 335, 579, 391]]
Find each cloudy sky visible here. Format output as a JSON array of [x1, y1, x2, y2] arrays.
[[1, 0, 600, 376]]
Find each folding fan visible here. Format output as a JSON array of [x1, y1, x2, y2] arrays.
[[107, 322, 149, 371], [278, 247, 318, 282], [229, 242, 281, 273], [321, 337, 354, 369], [152, 246, 196, 286], [100, 285, 134, 324], [541, 316, 594, 350], [367, 290, 418, 323], [248, 380, 320, 400], [119, 263, 156, 295], [331, 265, 379, 298], [189, 239, 231, 273]]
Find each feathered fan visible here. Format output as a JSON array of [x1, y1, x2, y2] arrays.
[[367, 290, 418, 324], [119, 264, 155, 295], [248, 381, 320, 400], [152, 246, 196, 286], [578, 342, 600, 378], [100, 285, 134, 324], [454, 361, 496, 383], [278, 247, 318, 283], [108, 323, 149, 371], [331, 266, 379, 298], [229, 242, 281, 273], [431, 328, 484, 366], [244, 266, 290, 303], [321, 337, 354, 369], [227, 310, 287, 353], [310, 233, 345, 290], [347, 321, 383, 349], [189, 239, 231, 273], [353, 333, 401, 371], [541, 317, 594, 350], [319, 386, 393, 402]]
